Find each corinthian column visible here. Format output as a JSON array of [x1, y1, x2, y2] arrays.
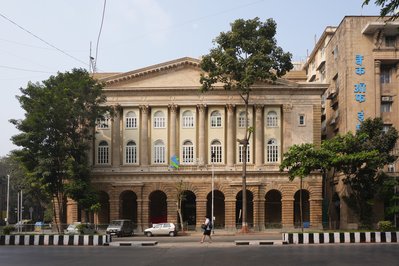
[[282, 104, 293, 154], [169, 104, 178, 159], [255, 105, 263, 167], [111, 107, 121, 167], [226, 104, 235, 167], [139, 105, 149, 166], [197, 104, 206, 165]]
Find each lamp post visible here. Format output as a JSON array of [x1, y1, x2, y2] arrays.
[[211, 152, 215, 234], [6, 174, 10, 225]]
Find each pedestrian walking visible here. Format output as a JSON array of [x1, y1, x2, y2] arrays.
[[200, 216, 212, 243]]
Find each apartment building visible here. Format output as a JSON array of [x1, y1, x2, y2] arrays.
[[304, 16, 399, 229]]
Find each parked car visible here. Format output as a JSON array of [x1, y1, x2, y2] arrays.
[[106, 219, 134, 237], [65, 222, 95, 235], [144, 223, 177, 237]]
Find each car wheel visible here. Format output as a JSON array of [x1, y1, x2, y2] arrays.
[[169, 231, 176, 237], [145, 232, 152, 237]]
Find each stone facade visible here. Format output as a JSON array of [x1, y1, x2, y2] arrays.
[[66, 57, 327, 230]]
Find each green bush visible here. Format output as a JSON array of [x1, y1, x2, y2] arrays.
[[2, 225, 15, 235], [377, 221, 394, 232]]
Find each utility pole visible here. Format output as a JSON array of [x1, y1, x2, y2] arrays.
[[6, 174, 10, 225]]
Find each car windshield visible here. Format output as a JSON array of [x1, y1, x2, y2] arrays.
[[110, 221, 122, 226]]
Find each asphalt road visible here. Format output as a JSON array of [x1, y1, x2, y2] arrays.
[[1, 243, 398, 266]]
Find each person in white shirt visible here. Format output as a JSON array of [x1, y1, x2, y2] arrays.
[[200, 216, 212, 243]]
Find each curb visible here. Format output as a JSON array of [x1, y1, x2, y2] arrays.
[[109, 241, 158, 247], [235, 240, 287, 246], [0, 235, 110, 246], [283, 232, 399, 244]]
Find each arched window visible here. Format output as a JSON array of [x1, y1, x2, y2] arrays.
[[266, 139, 279, 163], [210, 140, 222, 163], [154, 140, 165, 164], [182, 110, 194, 128], [210, 111, 222, 128], [266, 111, 278, 127], [97, 141, 109, 164], [126, 111, 137, 129], [182, 140, 194, 163], [125, 141, 137, 164], [154, 111, 166, 128], [238, 111, 249, 128]]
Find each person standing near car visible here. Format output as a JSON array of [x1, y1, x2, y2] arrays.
[[200, 216, 212, 243]]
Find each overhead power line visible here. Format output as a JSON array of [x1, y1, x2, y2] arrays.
[[0, 64, 55, 74], [93, 0, 107, 72], [0, 12, 89, 67]]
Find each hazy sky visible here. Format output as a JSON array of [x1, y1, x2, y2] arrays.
[[0, 0, 380, 157]]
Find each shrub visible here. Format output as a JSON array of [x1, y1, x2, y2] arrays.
[[377, 221, 394, 232], [2, 225, 15, 235]]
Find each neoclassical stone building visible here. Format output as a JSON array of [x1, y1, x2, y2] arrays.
[[66, 57, 327, 230]]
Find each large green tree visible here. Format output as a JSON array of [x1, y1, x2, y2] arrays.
[[363, 0, 399, 20], [281, 118, 398, 229], [10, 68, 112, 231], [200, 17, 293, 232]]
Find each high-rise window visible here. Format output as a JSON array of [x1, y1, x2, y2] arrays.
[[125, 141, 137, 164], [182, 110, 194, 128], [97, 141, 109, 164], [154, 140, 165, 164], [126, 111, 137, 129], [182, 140, 194, 163], [266, 139, 279, 163], [238, 144, 250, 163], [266, 111, 278, 127], [210, 111, 222, 128], [385, 36, 396, 47], [154, 111, 166, 128], [210, 140, 222, 163], [381, 102, 392, 113], [381, 68, 391, 84]]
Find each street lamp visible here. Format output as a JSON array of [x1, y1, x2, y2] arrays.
[[6, 174, 10, 225], [211, 152, 215, 234]]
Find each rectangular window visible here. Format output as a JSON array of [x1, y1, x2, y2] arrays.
[[386, 36, 396, 47], [381, 68, 391, 84], [298, 114, 306, 126], [381, 102, 392, 113], [238, 144, 250, 163], [154, 117, 166, 128], [183, 116, 194, 128], [97, 118, 109, 129], [182, 146, 194, 163], [210, 146, 222, 163], [154, 146, 165, 163], [126, 146, 137, 164], [126, 117, 137, 128], [388, 163, 395, 173], [98, 147, 109, 164], [211, 116, 222, 127]]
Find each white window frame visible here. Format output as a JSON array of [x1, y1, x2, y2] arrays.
[[97, 116, 110, 129], [381, 68, 391, 84], [266, 139, 279, 163], [182, 140, 194, 164], [125, 141, 137, 164], [210, 111, 222, 128], [154, 111, 166, 128], [381, 102, 392, 113], [388, 163, 395, 173], [210, 140, 222, 163], [238, 111, 249, 128], [182, 110, 194, 128], [238, 144, 250, 163], [97, 141, 109, 164], [266, 111, 278, 127], [126, 111, 137, 129], [298, 114, 306, 126], [154, 140, 166, 164]]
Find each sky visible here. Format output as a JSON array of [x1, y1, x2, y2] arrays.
[[0, 0, 380, 157]]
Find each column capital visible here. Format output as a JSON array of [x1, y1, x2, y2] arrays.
[[168, 104, 179, 113], [197, 104, 207, 112], [375, 60, 381, 69], [226, 104, 235, 112], [255, 105, 264, 113], [139, 105, 150, 114]]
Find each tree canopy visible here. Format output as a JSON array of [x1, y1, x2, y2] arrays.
[[10, 68, 112, 229], [363, 0, 399, 20], [281, 118, 398, 228]]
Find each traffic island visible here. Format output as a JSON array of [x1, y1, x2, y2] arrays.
[[283, 232, 399, 244]]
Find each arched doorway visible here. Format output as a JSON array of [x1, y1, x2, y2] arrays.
[[120, 191, 137, 227], [149, 190, 167, 224], [265, 190, 282, 228], [206, 190, 225, 228], [98, 191, 110, 225], [181, 190, 196, 230], [236, 190, 253, 228], [294, 189, 310, 228]]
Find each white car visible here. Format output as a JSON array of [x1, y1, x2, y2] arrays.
[[144, 223, 177, 237], [65, 222, 95, 235]]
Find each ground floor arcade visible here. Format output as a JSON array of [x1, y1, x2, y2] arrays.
[[66, 172, 323, 231]]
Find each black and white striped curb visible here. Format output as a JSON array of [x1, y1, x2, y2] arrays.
[[235, 240, 287, 245], [0, 235, 110, 246], [283, 232, 399, 244], [107, 241, 158, 247]]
